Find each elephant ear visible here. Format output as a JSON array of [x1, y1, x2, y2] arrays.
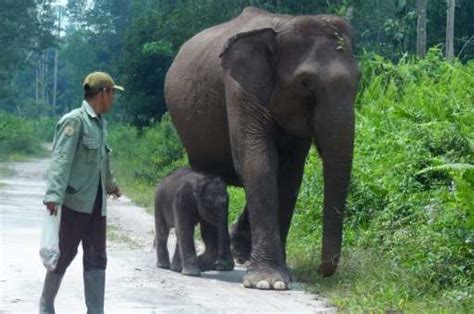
[[219, 28, 278, 106]]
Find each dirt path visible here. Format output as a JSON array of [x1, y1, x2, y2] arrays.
[[0, 157, 335, 313]]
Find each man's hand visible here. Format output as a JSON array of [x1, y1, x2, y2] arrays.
[[45, 202, 59, 216], [107, 187, 122, 199]]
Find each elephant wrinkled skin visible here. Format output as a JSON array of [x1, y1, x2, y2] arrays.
[[165, 7, 360, 290]]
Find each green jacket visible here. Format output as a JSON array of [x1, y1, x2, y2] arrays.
[[43, 101, 118, 216]]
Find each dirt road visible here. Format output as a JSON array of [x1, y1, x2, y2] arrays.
[[0, 157, 335, 313]]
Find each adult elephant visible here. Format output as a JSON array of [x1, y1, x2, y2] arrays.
[[165, 6, 360, 290]]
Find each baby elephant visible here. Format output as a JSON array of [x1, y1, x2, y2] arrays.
[[154, 167, 234, 276]]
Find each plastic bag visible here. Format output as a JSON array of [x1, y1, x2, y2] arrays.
[[39, 207, 61, 271]]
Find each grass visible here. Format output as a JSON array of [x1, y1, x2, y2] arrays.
[[290, 248, 471, 313], [4, 149, 50, 161], [0, 165, 14, 177], [0, 164, 14, 188], [113, 165, 156, 214], [0, 111, 53, 161]]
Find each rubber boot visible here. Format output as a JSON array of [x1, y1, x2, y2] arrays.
[[39, 271, 64, 314], [83, 270, 105, 314]]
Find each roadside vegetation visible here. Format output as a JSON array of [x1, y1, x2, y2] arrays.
[[0, 111, 55, 161]]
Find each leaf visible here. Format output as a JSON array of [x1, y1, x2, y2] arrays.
[[416, 163, 474, 175]]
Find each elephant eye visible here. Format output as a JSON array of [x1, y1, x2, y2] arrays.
[[300, 78, 311, 89], [295, 72, 317, 94]]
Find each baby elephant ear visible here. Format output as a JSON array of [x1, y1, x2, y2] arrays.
[[219, 28, 278, 106]]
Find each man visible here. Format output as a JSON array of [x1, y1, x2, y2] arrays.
[[40, 72, 123, 314]]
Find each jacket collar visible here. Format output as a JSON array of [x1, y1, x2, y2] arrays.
[[82, 100, 98, 119]]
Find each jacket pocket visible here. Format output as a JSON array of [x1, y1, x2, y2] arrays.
[[65, 185, 78, 194], [83, 136, 100, 162]]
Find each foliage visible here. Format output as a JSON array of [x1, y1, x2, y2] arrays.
[[2, 0, 474, 124], [31, 116, 57, 143], [0, 111, 43, 159], [107, 113, 187, 211], [119, 0, 474, 126], [0, 0, 55, 104]]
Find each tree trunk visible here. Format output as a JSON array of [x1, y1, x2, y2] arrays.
[[35, 68, 39, 106], [416, 0, 427, 56], [446, 0, 455, 60], [52, 10, 61, 116]]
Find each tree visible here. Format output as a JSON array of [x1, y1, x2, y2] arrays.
[[0, 0, 55, 111], [416, 0, 427, 56], [445, 0, 455, 60]]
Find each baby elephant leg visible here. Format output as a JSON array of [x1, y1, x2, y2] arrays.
[[198, 221, 218, 271], [174, 209, 201, 277], [170, 241, 182, 273], [155, 212, 170, 269], [199, 221, 234, 271], [216, 214, 234, 271]]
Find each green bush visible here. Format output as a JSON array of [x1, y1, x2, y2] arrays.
[[109, 113, 186, 182], [31, 116, 57, 143], [108, 113, 187, 210], [0, 111, 43, 159]]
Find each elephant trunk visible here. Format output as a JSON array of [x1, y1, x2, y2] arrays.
[[313, 98, 355, 277]]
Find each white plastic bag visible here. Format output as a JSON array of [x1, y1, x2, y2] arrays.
[[39, 207, 61, 271]]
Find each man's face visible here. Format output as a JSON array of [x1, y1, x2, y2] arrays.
[[100, 88, 115, 113]]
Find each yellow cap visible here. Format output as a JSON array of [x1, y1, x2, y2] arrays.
[[83, 72, 124, 92]]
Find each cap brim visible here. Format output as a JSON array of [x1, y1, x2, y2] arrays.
[[113, 85, 124, 91]]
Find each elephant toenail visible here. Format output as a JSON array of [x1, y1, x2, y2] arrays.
[[256, 280, 271, 290], [273, 281, 287, 290]]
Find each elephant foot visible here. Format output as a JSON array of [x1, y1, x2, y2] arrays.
[[170, 259, 182, 273], [198, 252, 217, 271], [318, 261, 338, 277], [215, 257, 235, 271], [230, 225, 251, 265], [243, 264, 291, 290], [157, 259, 170, 269], [182, 264, 201, 277]]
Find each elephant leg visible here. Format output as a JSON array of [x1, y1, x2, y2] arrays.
[[215, 203, 234, 271], [243, 158, 290, 290], [277, 137, 311, 262], [224, 97, 289, 289], [155, 212, 170, 269], [175, 212, 201, 277], [238, 139, 289, 290], [230, 205, 251, 264], [170, 241, 182, 273], [198, 221, 218, 271]]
